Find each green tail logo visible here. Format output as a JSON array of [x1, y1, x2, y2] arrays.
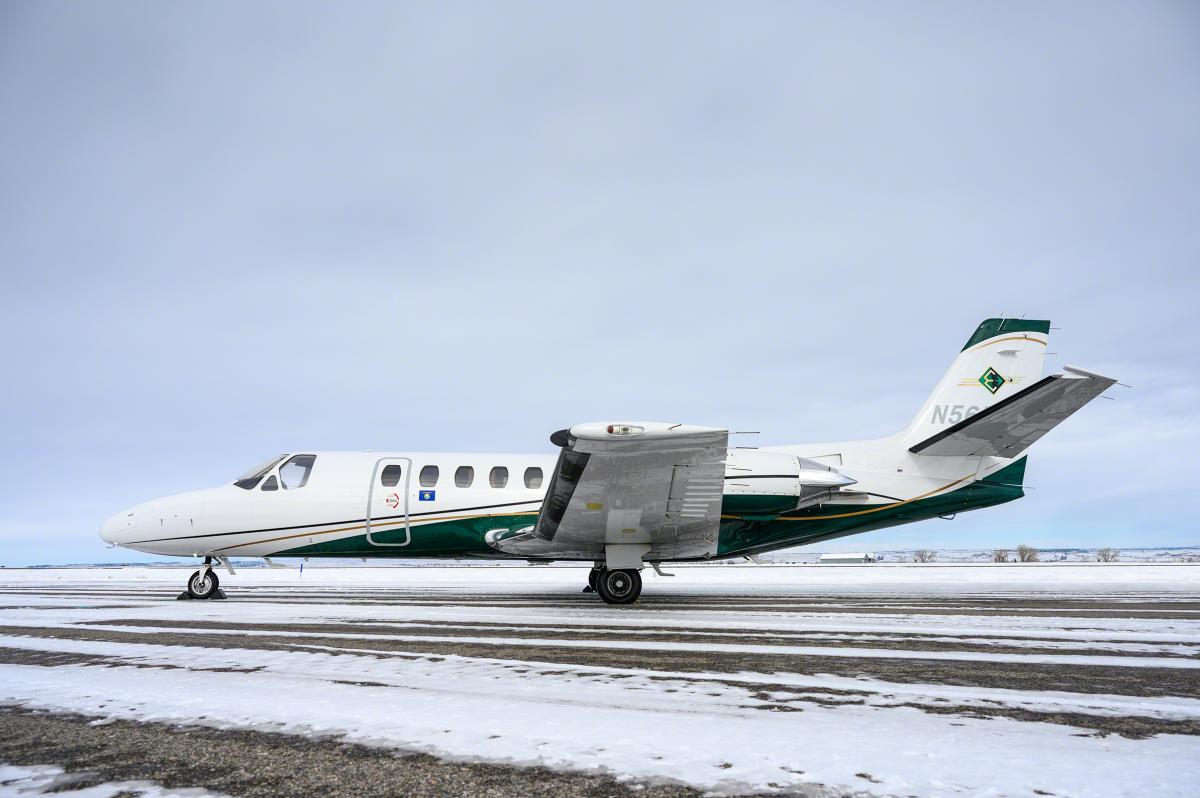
[[979, 366, 1006, 394]]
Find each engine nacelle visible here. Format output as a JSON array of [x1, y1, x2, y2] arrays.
[[723, 450, 856, 516]]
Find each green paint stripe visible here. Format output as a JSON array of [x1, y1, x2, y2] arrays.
[[961, 318, 1051, 351], [280, 460, 1029, 562], [717, 460, 1027, 557]]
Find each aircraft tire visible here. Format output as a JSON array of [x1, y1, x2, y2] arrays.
[[596, 568, 641, 605], [584, 568, 600, 593], [187, 568, 220, 599]]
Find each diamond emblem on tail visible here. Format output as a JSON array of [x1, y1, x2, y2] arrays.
[[978, 366, 1006, 394]]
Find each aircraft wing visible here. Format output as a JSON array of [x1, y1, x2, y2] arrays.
[[488, 422, 727, 562], [909, 366, 1117, 458]]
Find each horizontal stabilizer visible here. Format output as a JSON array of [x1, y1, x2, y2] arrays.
[[909, 366, 1117, 457]]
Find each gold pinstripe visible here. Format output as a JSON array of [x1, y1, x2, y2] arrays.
[[964, 335, 1047, 354], [214, 508, 539, 553], [216, 470, 989, 549]]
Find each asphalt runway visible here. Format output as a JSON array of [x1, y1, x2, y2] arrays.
[[1, 566, 1198, 797]]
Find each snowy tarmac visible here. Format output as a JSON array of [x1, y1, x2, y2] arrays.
[[0, 563, 1198, 797]]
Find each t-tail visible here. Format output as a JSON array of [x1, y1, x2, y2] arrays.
[[902, 318, 1116, 460]]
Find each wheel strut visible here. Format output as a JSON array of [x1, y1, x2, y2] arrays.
[[187, 556, 221, 599]]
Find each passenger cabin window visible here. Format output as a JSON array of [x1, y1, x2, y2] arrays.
[[524, 467, 543, 489], [455, 466, 474, 488], [261, 475, 279, 491], [420, 465, 440, 487], [381, 465, 403, 487], [279, 455, 316, 489], [489, 466, 509, 488]]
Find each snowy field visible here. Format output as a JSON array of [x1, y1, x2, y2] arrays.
[[760, 546, 1200, 564], [1, 564, 1198, 797]]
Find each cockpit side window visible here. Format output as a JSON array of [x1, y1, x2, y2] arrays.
[[279, 455, 316, 490], [261, 475, 279, 491], [234, 454, 287, 490]]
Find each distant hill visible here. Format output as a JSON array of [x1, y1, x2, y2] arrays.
[[754, 546, 1200, 564], [4, 546, 1199, 569]]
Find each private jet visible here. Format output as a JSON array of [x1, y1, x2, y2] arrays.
[[101, 318, 1116, 604]]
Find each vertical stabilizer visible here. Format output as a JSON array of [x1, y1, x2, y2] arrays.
[[903, 318, 1050, 450]]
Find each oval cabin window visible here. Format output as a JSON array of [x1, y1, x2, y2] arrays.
[[524, 467, 543, 489], [419, 465, 440, 487], [455, 466, 474, 488], [381, 465, 403, 487], [489, 467, 509, 488]]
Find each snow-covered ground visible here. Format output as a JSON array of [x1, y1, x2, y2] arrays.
[[762, 546, 1200, 564], [0, 764, 229, 798], [1, 565, 1198, 797], [6, 560, 1200, 588], [46, 545, 1200, 570]]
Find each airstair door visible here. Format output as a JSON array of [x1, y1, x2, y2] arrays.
[[366, 457, 412, 547]]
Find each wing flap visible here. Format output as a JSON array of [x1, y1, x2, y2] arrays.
[[909, 365, 1117, 457], [491, 422, 728, 561]]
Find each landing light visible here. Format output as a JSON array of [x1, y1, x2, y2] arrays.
[[606, 424, 645, 436]]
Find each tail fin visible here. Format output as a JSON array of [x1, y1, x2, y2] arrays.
[[902, 318, 1051, 450]]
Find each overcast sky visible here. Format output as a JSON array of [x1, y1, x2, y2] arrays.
[[1, 2, 1197, 565]]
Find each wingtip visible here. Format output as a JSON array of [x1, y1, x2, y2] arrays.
[[1062, 365, 1118, 383]]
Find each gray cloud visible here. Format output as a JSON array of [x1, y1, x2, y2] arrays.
[[1, 1, 1197, 563]]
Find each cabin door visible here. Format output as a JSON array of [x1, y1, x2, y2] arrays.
[[366, 457, 412, 547]]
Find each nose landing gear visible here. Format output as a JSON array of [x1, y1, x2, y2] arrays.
[[180, 556, 229, 600], [187, 567, 220, 599]]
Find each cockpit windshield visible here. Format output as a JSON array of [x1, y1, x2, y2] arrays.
[[234, 454, 288, 490]]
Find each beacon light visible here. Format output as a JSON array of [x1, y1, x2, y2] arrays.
[[606, 424, 645, 436]]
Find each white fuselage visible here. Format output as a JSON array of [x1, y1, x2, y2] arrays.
[[101, 452, 558, 558], [100, 443, 997, 560]]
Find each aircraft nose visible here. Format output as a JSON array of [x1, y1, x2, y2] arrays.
[[100, 509, 135, 546]]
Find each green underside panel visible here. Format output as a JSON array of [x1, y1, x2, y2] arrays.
[[278, 512, 539, 557], [280, 459, 1028, 561], [721, 494, 806, 516], [716, 458, 1027, 557]]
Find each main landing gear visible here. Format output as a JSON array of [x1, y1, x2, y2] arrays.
[[586, 567, 642, 605], [183, 556, 229, 600]]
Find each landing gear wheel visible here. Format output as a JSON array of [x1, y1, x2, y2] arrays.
[[596, 568, 641, 605], [584, 568, 600, 593], [187, 568, 220, 599]]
